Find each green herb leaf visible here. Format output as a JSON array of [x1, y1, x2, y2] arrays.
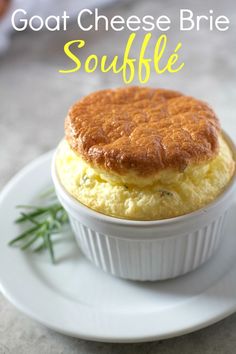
[[9, 188, 69, 264], [158, 189, 173, 197]]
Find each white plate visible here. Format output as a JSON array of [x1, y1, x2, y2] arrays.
[[1, 152, 236, 343]]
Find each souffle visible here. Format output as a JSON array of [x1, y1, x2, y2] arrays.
[[56, 87, 235, 220]]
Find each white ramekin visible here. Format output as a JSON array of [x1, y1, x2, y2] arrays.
[[51, 133, 236, 281]]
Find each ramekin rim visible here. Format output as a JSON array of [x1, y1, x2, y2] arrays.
[[51, 130, 236, 227]]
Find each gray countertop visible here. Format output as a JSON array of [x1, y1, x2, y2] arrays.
[[1, 0, 236, 352]]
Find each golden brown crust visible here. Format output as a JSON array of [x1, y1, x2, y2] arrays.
[[65, 87, 220, 176]]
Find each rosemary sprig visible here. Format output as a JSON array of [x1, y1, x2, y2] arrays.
[[9, 189, 69, 263]]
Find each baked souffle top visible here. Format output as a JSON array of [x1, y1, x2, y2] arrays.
[[57, 87, 234, 220], [65, 86, 220, 177]]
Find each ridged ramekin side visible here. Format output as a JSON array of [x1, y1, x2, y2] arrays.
[[68, 211, 227, 281], [52, 131, 236, 281]]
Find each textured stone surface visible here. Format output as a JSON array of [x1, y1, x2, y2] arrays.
[[0, 0, 236, 352]]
